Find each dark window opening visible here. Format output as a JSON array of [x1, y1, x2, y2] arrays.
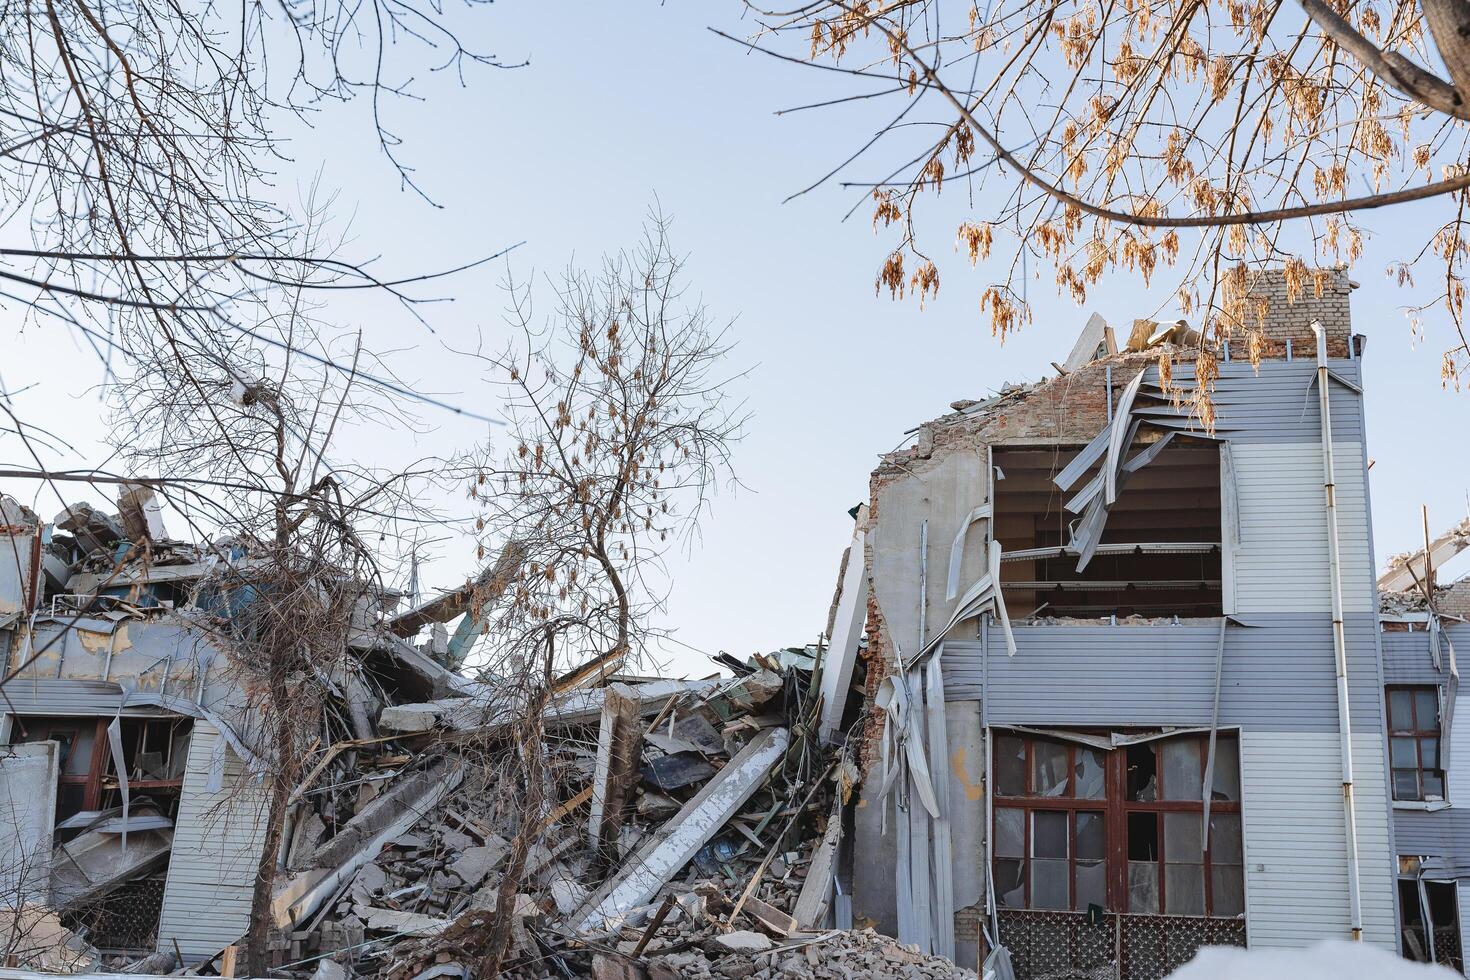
[[1400, 877, 1463, 970], [995, 731, 1243, 919], [1388, 686, 1444, 801], [992, 441, 1223, 618]]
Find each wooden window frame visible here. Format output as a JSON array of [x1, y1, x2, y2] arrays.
[[1387, 685, 1444, 802], [994, 732, 1243, 918]]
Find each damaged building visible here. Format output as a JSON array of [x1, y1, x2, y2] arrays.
[[826, 269, 1409, 977], [5, 266, 1470, 980]]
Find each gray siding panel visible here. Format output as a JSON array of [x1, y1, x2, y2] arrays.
[[1381, 625, 1470, 685], [959, 615, 1382, 732], [1154, 360, 1365, 445], [0, 679, 173, 717], [156, 722, 269, 960], [939, 641, 984, 700], [1394, 808, 1470, 876]]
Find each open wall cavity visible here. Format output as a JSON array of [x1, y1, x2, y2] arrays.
[[993, 441, 1223, 618]]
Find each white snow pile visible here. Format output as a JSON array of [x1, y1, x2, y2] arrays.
[[1168, 941, 1460, 980]]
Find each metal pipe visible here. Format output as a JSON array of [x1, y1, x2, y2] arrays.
[[1313, 319, 1364, 941], [1105, 365, 1114, 422], [919, 520, 929, 649]]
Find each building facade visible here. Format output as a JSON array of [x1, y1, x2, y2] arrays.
[[842, 270, 1421, 977]]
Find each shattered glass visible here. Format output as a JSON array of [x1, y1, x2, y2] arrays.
[[1032, 741, 1069, 797]]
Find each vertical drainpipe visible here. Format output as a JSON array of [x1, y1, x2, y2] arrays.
[[1313, 320, 1364, 941]]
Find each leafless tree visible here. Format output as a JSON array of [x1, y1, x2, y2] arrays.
[[1, 0, 519, 434], [104, 252, 452, 972], [453, 212, 745, 975], [729, 0, 1470, 387]]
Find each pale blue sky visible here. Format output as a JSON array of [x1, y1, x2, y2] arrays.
[[5, 2, 1469, 675]]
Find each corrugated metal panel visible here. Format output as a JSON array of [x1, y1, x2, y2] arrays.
[[1382, 631, 1446, 685], [969, 616, 1382, 732], [1150, 360, 1365, 446], [1393, 808, 1470, 876], [1229, 442, 1375, 614], [0, 679, 174, 717], [156, 722, 269, 960], [939, 641, 984, 701], [1381, 625, 1470, 686], [1242, 731, 1396, 947]]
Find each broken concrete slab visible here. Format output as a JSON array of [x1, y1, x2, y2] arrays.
[[449, 838, 510, 888], [0, 742, 59, 903], [706, 930, 773, 954], [357, 905, 453, 937], [50, 827, 173, 908], [280, 759, 464, 927], [574, 727, 790, 932]]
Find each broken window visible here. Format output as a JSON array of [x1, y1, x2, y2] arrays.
[[994, 732, 1244, 918], [1400, 877, 1464, 970], [13, 715, 191, 828], [992, 442, 1223, 618], [1388, 686, 1444, 801]]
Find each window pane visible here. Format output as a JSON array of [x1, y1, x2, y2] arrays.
[[1127, 743, 1158, 802], [996, 736, 1026, 796], [63, 728, 95, 777], [55, 783, 86, 825], [1075, 860, 1106, 912], [1076, 811, 1106, 861], [1422, 737, 1440, 770], [1032, 811, 1068, 859], [1128, 812, 1159, 862], [1394, 770, 1422, 801], [1032, 741, 1069, 798], [996, 858, 1026, 908], [1128, 861, 1160, 913], [1165, 863, 1204, 915], [995, 808, 1024, 858], [1423, 772, 1445, 799], [1210, 736, 1240, 801], [1391, 737, 1420, 768], [1032, 858, 1069, 910], [1075, 747, 1106, 799], [1208, 814, 1243, 864], [1415, 689, 1440, 729], [1389, 689, 1413, 730], [1211, 865, 1245, 917], [1165, 812, 1203, 864], [1161, 738, 1203, 801]]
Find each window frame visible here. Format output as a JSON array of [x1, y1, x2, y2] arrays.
[[1387, 685, 1445, 802], [994, 731, 1243, 918]]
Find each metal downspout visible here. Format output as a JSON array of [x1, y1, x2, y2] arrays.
[[1313, 320, 1364, 941]]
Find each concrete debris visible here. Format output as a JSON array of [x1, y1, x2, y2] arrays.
[[0, 491, 976, 980]]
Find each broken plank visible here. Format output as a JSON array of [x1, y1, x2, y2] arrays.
[[589, 684, 643, 855], [743, 896, 796, 938], [537, 786, 594, 834], [573, 727, 790, 932], [792, 801, 842, 929]]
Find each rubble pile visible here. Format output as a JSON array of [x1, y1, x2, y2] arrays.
[[0, 484, 973, 979], [292, 655, 855, 979], [644, 929, 975, 980]]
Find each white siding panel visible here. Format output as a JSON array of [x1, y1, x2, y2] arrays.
[[1242, 731, 1395, 948], [1230, 442, 1374, 614], [156, 722, 269, 960]]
